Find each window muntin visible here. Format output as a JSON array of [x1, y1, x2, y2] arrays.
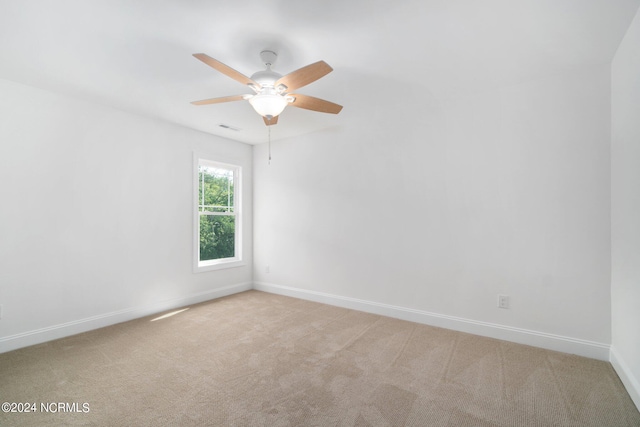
[[195, 159, 242, 271]]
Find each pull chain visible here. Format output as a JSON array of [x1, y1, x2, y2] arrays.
[[268, 117, 272, 165]]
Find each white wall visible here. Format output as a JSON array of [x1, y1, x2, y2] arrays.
[[254, 64, 612, 358], [0, 78, 253, 352], [611, 7, 640, 408]]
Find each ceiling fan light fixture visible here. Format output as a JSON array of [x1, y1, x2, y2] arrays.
[[249, 93, 288, 118]]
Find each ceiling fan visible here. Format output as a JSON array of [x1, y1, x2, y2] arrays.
[[191, 50, 343, 126]]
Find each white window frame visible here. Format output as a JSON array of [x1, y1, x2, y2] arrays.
[[193, 156, 244, 272]]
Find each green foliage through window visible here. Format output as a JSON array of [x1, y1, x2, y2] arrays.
[[198, 164, 237, 262], [199, 215, 235, 261]]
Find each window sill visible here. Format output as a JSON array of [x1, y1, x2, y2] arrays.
[[194, 259, 246, 273]]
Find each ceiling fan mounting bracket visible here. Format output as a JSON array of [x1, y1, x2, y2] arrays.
[[260, 50, 278, 68]]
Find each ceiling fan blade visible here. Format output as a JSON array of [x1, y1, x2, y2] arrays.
[[193, 53, 259, 88], [288, 94, 343, 114], [191, 95, 246, 105], [263, 115, 279, 126], [275, 61, 333, 91]]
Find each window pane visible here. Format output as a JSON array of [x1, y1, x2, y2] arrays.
[[199, 214, 235, 261], [199, 166, 234, 213]]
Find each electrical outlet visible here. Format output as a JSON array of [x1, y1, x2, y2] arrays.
[[498, 295, 509, 309], [265, 265, 270, 274]]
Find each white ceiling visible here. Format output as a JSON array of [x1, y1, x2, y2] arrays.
[[1, 0, 638, 144]]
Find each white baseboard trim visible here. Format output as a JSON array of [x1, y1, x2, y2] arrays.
[[610, 346, 640, 411], [0, 282, 252, 354], [254, 282, 611, 361]]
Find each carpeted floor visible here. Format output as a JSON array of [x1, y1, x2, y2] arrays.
[[1, 290, 638, 426]]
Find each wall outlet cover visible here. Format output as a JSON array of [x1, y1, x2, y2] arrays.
[[498, 295, 509, 309]]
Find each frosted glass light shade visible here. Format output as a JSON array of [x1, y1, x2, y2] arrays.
[[249, 94, 287, 117]]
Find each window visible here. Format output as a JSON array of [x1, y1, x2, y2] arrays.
[[194, 158, 242, 271]]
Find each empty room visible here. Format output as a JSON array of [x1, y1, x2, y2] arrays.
[[1, 1, 639, 425]]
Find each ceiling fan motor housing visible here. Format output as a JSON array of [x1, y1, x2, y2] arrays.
[[250, 69, 283, 88]]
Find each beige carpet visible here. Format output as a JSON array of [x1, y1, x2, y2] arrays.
[[1, 290, 638, 426]]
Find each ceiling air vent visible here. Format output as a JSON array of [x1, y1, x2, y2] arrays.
[[218, 124, 241, 131]]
